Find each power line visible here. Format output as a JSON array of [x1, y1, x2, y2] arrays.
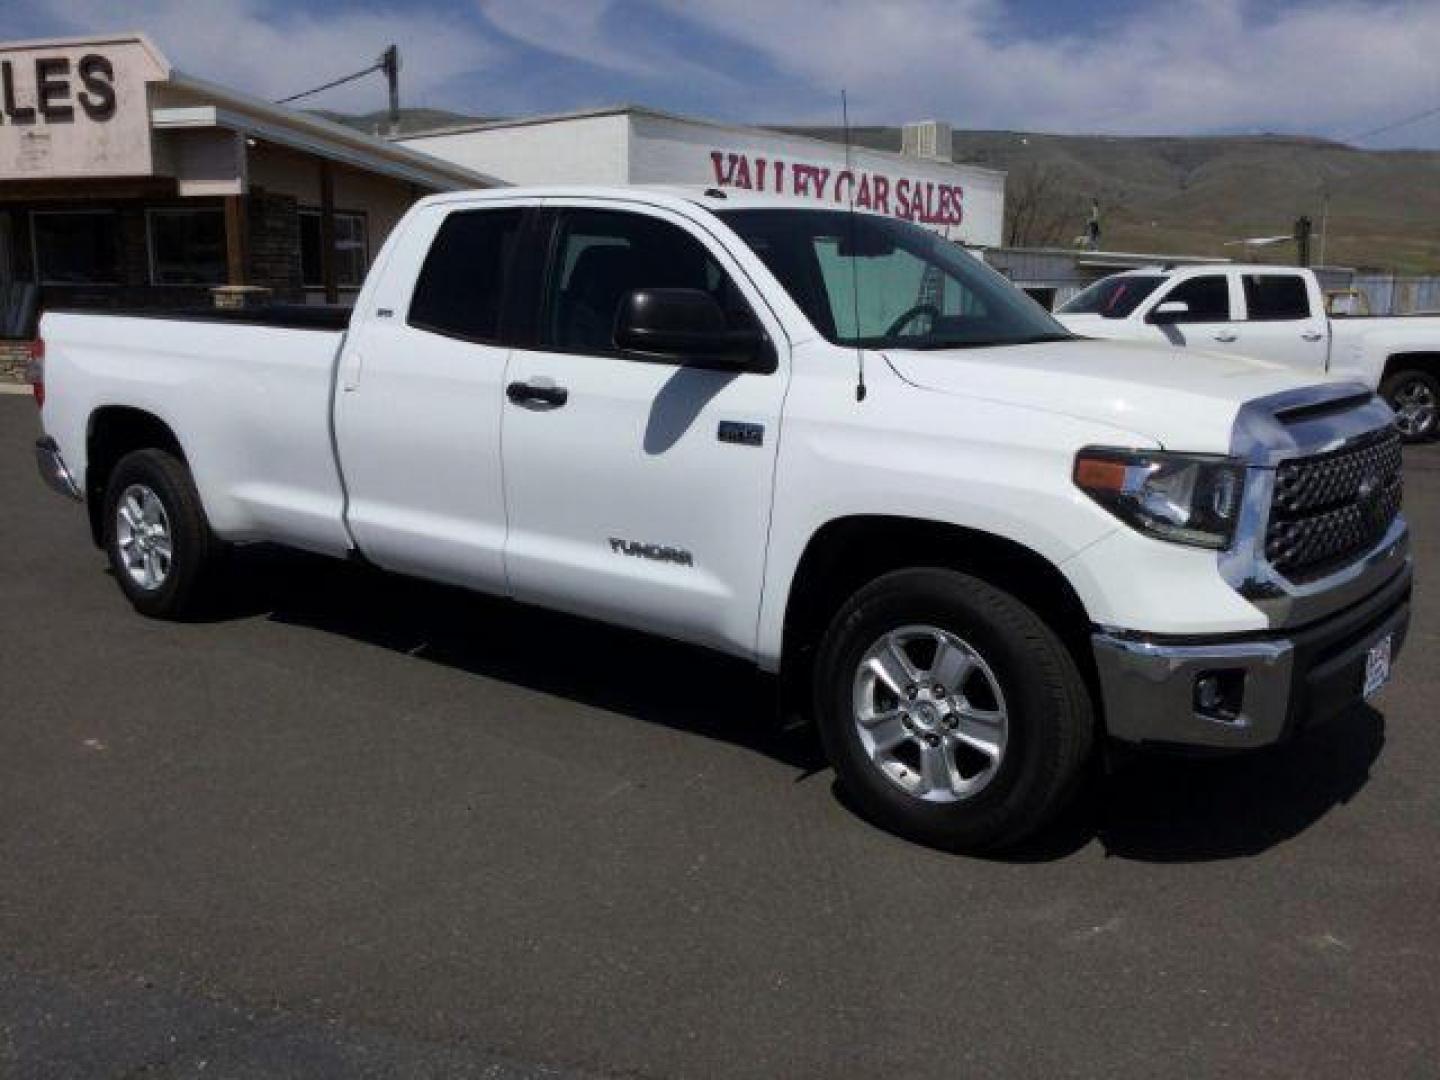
[[1341, 102, 1440, 145], [277, 60, 384, 105]]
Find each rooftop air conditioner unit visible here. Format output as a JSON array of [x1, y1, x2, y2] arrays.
[[902, 120, 953, 162]]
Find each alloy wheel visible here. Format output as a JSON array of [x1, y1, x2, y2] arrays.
[[851, 625, 1009, 803], [115, 483, 173, 591]]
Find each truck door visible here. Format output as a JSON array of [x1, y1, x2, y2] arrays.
[[1137, 272, 1248, 355], [1237, 272, 1329, 371], [500, 203, 786, 658], [332, 202, 527, 592]]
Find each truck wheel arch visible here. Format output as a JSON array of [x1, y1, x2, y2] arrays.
[[85, 407, 188, 547], [1382, 351, 1440, 381], [779, 516, 1098, 714]]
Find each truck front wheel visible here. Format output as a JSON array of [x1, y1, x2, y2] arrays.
[[814, 568, 1094, 853], [102, 449, 222, 619], [1381, 368, 1439, 442]]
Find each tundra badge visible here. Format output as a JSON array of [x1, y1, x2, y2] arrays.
[[609, 537, 694, 566]]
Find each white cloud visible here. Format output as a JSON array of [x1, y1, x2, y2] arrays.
[[476, 0, 746, 94], [23, 0, 500, 112], [11, 0, 1439, 143], [653, 0, 1440, 142]]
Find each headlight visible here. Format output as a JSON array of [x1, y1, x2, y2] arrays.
[[1074, 448, 1245, 550]]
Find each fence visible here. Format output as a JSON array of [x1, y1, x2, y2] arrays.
[[1349, 275, 1440, 316]]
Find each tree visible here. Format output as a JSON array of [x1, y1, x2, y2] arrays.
[[1003, 164, 1080, 248]]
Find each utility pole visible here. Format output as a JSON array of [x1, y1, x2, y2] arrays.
[[1293, 215, 1313, 267], [381, 45, 401, 137], [1318, 186, 1330, 266]]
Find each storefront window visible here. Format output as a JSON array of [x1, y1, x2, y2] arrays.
[[148, 208, 226, 286], [300, 209, 368, 290], [31, 210, 122, 285]]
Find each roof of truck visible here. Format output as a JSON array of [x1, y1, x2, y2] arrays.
[[416, 183, 900, 219]]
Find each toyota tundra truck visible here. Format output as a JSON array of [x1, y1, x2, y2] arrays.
[[1055, 264, 1440, 441], [31, 188, 1413, 851]]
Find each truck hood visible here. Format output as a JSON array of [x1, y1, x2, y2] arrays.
[[1052, 313, 1115, 334], [883, 338, 1337, 451]]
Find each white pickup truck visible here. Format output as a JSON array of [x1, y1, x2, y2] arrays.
[[32, 188, 1412, 851], [1055, 264, 1440, 441]]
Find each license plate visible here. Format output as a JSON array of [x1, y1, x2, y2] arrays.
[[1363, 635, 1393, 700]]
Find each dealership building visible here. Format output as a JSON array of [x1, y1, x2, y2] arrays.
[[0, 32, 494, 334], [399, 107, 1006, 247]]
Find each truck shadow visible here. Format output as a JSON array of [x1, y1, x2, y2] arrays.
[[213, 547, 1386, 864], [1004, 707, 1385, 863], [214, 547, 822, 774]]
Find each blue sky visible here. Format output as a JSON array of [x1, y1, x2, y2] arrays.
[[13, 0, 1440, 148]]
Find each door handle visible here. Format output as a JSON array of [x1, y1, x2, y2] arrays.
[[340, 350, 365, 392], [506, 379, 569, 408], [1213, 331, 1239, 343], [1301, 330, 1325, 342]]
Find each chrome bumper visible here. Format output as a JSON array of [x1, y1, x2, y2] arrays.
[[1093, 562, 1412, 750], [35, 437, 82, 501]]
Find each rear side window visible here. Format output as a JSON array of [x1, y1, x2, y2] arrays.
[[1243, 275, 1312, 321], [1155, 275, 1231, 323], [408, 208, 525, 342]]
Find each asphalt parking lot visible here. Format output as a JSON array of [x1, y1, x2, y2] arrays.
[[2, 391, 1438, 1078]]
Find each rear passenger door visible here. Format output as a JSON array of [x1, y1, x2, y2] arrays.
[[333, 201, 527, 592], [1238, 272, 1329, 371], [1138, 272, 1247, 355], [499, 202, 786, 658]]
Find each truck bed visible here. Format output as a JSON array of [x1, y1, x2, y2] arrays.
[[39, 309, 354, 558]]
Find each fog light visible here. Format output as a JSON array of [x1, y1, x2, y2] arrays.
[[1194, 670, 1245, 723]]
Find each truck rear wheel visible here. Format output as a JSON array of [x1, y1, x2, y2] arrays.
[[1381, 368, 1439, 442], [102, 449, 221, 619], [813, 568, 1094, 853]]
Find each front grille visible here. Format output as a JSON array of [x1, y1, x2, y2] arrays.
[[1266, 428, 1403, 580]]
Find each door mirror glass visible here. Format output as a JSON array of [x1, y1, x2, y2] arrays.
[[1149, 300, 1191, 324], [615, 288, 765, 368]]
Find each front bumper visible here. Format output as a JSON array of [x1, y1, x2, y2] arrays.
[[1093, 562, 1412, 750], [35, 437, 83, 501]]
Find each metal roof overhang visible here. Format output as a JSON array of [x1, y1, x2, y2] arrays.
[[155, 72, 501, 192]]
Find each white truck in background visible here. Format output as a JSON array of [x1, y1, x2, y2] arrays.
[[1055, 265, 1440, 441], [31, 188, 1413, 852]]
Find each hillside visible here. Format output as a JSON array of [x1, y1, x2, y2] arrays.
[[311, 107, 489, 138], [325, 109, 1440, 273], [788, 126, 1440, 273]]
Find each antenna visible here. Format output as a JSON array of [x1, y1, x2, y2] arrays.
[[842, 90, 867, 402]]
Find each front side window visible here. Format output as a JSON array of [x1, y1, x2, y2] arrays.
[[1154, 275, 1230, 323], [717, 209, 1067, 349], [148, 208, 226, 286], [1058, 275, 1165, 318], [300, 210, 369, 290], [1243, 274, 1311, 321], [31, 210, 122, 285], [541, 209, 756, 354], [408, 207, 525, 342]]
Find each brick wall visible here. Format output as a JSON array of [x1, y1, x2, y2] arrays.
[[246, 189, 302, 302], [0, 340, 28, 383]]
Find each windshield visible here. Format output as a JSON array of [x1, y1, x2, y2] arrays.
[[716, 209, 1072, 350], [1058, 275, 1165, 318]]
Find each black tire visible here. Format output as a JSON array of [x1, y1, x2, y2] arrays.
[[1380, 368, 1439, 443], [102, 448, 221, 619], [813, 568, 1094, 853]]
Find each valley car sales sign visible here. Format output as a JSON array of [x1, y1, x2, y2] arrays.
[[627, 111, 1005, 245], [708, 150, 967, 228], [0, 35, 168, 179]]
